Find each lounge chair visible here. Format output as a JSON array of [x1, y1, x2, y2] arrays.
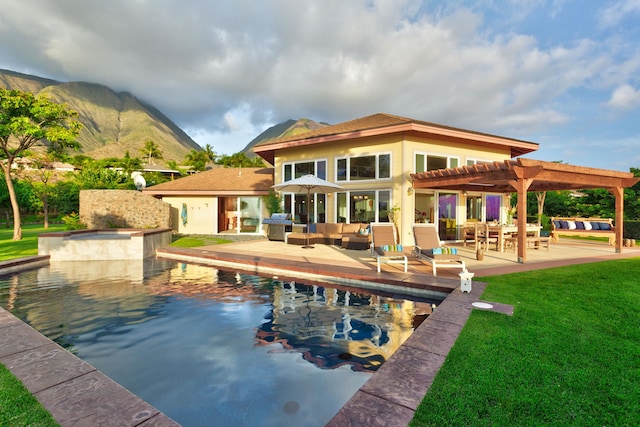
[[412, 224, 466, 276], [370, 223, 408, 273]]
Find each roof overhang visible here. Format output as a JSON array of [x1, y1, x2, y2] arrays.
[[254, 122, 538, 165], [142, 190, 270, 197]]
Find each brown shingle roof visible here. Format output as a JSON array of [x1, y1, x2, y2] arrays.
[[253, 113, 539, 163], [143, 167, 273, 195], [253, 113, 413, 147]]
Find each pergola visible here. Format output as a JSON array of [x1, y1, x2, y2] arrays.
[[411, 158, 640, 263]]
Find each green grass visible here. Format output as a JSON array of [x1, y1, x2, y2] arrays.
[[0, 362, 60, 426], [0, 224, 65, 261], [411, 258, 640, 426], [170, 234, 232, 247]]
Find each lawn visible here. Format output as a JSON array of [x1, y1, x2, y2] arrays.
[[411, 258, 640, 426], [0, 224, 65, 260]]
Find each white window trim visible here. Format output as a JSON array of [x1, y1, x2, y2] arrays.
[[282, 158, 329, 180], [335, 152, 392, 182], [414, 151, 461, 172]]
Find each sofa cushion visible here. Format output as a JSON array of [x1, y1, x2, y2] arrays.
[[341, 223, 361, 234], [598, 222, 611, 230], [590, 221, 600, 230], [315, 223, 326, 233], [575, 221, 585, 229], [324, 223, 343, 234]]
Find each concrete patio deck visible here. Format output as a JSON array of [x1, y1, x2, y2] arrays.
[[2, 237, 638, 426]]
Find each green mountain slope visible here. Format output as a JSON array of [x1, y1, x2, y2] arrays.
[[242, 118, 329, 155], [0, 69, 201, 163]]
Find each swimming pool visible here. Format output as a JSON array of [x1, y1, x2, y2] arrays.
[[0, 258, 441, 427]]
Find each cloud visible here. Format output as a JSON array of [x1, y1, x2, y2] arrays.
[[0, 0, 636, 164], [606, 84, 640, 110], [599, 0, 640, 28]]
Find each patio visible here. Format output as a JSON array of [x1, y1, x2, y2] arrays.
[[159, 235, 640, 280]]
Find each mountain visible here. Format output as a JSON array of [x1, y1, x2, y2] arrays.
[[242, 117, 329, 155], [0, 69, 202, 163]]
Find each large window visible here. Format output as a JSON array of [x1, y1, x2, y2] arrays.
[[415, 153, 459, 173], [282, 160, 328, 224], [438, 193, 458, 240], [283, 160, 327, 181], [466, 195, 482, 221], [336, 190, 391, 223], [336, 154, 391, 182], [486, 195, 502, 222], [284, 193, 326, 224]]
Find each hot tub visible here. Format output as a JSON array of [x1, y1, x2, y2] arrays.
[[38, 228, 173, 261]]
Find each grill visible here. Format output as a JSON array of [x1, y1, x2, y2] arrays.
[[262, 213, 293, 241]]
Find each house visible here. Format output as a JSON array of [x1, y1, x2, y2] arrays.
[[143, 167, 273, 234], [253, 113, 539, 247]]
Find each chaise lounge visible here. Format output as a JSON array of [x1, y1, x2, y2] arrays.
[[370, 223, 408, 273], [412, 223, 466, 276]]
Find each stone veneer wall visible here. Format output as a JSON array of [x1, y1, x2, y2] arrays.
[[80, 190, 173, 229]]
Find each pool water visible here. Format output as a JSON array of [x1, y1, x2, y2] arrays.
[[0, 258, 440, 427]]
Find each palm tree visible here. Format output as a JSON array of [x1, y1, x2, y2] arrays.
[[184, 149, 208, 171], [140, 140, 163, 165], [204, 144, 217, 166]]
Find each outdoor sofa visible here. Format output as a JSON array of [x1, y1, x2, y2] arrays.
[[286, 222, 371, 249], [550, 217, 615, 245]]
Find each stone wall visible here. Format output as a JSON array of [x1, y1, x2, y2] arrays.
[[80, 190, 173, 229]]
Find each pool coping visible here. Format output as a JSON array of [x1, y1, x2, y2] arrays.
[[1, 250, 510, 427]]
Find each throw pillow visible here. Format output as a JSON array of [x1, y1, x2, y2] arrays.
[[567, 221, 577, 230], [583, 221, 592, 230]]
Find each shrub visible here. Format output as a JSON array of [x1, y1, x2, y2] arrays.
[[61, 212, 87, 230]]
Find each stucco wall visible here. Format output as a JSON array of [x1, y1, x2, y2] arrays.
[[273, 134, 513, 246], [80, 190, 173, 229], [161, 196, 218, 234]]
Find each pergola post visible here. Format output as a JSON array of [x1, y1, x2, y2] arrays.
[[610, 187, 625, 254], [514, 178, 532, 263]]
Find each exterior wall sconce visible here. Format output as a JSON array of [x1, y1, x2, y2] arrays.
[[407, 186, 414, 195]]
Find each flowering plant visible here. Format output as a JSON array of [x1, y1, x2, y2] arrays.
[[507, 206, 517, 216], [415, 209, 428, 222]]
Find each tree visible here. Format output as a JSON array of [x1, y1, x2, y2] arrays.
[[140, 139, 163, 165], [120, 150, 142, 175], [22, 153, 57, 228], [0, 89, 81, 240], [203, 144, 217, 166], [184, 149, 209, 171], [216, 152, 266, 168]]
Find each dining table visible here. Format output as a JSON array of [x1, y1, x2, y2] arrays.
[[475, 222, 542, 253]]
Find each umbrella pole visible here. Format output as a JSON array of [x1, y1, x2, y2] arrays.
[[302, 187, 314, 249]]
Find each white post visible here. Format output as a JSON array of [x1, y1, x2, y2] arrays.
[[459, 269, 474, 293]]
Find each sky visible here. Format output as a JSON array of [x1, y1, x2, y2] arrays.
[[1, 0, 639, 171]]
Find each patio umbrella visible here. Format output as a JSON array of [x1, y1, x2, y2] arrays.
[[272, 174, 344, 248]]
